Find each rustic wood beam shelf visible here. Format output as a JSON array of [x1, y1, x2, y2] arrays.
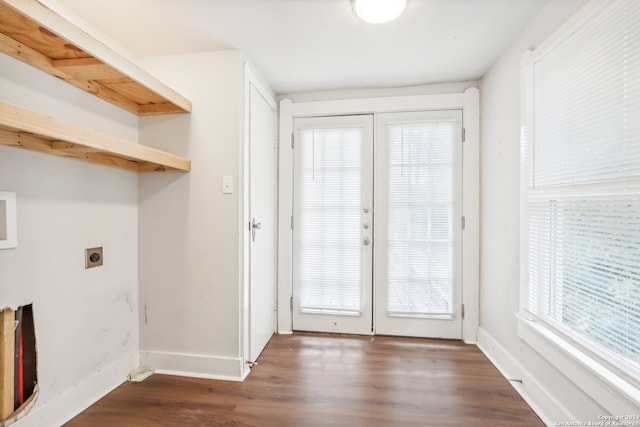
[[0, 101, 191, 172], [0, 0, 192, 115]]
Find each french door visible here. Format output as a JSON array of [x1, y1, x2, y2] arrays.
[[374, 110, 462, 338], [292, 110, 463, 339], [292, 115, 374, 334]]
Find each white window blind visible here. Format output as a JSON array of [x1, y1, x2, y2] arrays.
[[296, 127, 363, 315], [386, 120, 460, 318], [523, 0, 640, 377]]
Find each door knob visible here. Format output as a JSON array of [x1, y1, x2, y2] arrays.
[[251, 218, 261, 242]]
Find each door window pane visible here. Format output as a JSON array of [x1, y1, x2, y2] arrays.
[[297, 127, 363, 315], [386, 121, 460, 318]]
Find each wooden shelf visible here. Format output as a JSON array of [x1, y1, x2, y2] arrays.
[[0, 0, 192, 115], [0, 101, 191, 172]]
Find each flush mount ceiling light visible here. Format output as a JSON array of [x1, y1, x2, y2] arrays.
[[352, 0, 408, 24]]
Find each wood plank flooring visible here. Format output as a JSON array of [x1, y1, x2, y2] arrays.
[[66, 333, 543, 426]]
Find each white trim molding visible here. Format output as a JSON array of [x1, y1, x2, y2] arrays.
[[277, 88, 480, 342], [13, 351, 138, 427], [140, 350, 248, 382], [277, 98, 294, 334], [477, 327, 572, 425], [517, 315, 640, 414], [478, 320, 640, 425]]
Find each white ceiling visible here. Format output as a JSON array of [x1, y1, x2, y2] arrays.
[[54, 0, 549, 94]]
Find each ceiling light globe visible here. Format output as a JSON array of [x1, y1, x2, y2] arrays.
[[353, 0, 407, 24]]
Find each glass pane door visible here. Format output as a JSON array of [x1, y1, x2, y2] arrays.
[[292, 115, 373, 335], [374, 110, 463, 339]]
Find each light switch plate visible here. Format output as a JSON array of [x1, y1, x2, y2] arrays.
[[222, 175, 233, 194]]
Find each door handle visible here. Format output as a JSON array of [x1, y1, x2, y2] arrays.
[[363, 237, 370, 246], [251, 218, 261, 242]]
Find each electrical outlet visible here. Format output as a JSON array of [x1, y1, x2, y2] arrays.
[[85, 247, 103, 268]]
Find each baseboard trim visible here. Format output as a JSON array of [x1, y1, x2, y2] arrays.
[[140, 350, 246, 382], [11, 351, 139, 427], [476, 327, 571, 426]]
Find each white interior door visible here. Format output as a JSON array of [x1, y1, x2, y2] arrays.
[[248, 83, 276, 361], [292, 115, 374, 335], [374, 110, 463, 339]]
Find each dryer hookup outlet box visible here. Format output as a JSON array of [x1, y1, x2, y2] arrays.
[[85, 247, 103, 268]]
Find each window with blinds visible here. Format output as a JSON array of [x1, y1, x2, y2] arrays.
[[522, 0, 640, 377], [296, 126, 364, 315], [386, 119, 460, 318]]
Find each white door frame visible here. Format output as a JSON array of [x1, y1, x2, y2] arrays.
[[277, 88, 480, 343]]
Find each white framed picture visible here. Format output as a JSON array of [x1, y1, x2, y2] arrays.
[[0, 191, 17, 249]]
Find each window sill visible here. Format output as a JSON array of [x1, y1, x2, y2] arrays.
[[516, 313, 640, 413]]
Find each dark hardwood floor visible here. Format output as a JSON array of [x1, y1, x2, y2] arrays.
[[66, 333, 543, 426]]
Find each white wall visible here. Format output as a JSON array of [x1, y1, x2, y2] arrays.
[[476, 0, 631, 423], [137, 51, 247, 380], [0, 54, 140, 426]]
